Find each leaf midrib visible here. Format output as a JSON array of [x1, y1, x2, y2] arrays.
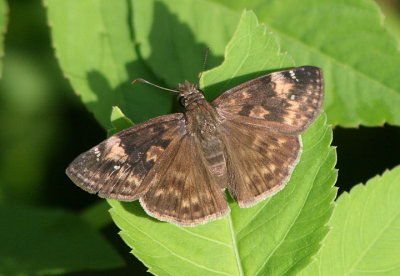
[[228, 214, 244, 276], [116, 212, 234, 275]]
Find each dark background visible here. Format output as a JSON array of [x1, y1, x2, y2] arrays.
[[1, 0, 399, 275]]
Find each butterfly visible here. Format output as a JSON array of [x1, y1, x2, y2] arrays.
[[66, 65, 324, 226]]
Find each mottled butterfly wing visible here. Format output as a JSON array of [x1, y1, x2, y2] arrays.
[[220, 120, 301, 207], [212, 66, 324, 135], [66, 113, 186, 200], [213, 66, 323, 207], [140, 134, 230, 226]]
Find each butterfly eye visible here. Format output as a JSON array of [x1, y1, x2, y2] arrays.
[[179, 96, 186, 107]]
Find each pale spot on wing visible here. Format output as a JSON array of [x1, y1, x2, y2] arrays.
[[260, 167, 270, 176], [273, 79, 295, 96], [191, 196, 199, 204], [271, 71, 283, 82], [289, 70, 299, 82], [104, 137, 128, 163], [155, 189, 164, 197], [146, 145, 165, 162], [181, 200, 190, 208], [241, 91, 251, 99], [249, 105, 270, 118]]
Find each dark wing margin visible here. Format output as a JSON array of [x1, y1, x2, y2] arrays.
[[212, 66, 324, 135], [140, 134, 230, 226], [221, 120, 302, 208], [66, 113, 186, 201]]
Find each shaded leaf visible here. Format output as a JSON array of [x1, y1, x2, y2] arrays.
[[44, 0, 173, 128], [109, 11, 337, 275], [0, 0, 7, 77], [300, 166, 400, 275], [0, 204, 124, 275], [80, 200, 113, 230], [132, 0, 238, 86], [0, 52, 58, 204]]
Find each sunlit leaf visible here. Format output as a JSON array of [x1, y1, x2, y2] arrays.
[[300, 166, 400, 275], [134, 0, 400, 127], [109, 11, 337, 275]]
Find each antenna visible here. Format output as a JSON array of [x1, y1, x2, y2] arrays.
[[197, 47, 209, 87], [131, 78, 180, 93]]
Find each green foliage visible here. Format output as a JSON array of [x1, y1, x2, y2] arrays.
[[45, 0, 400, 128], [132, 0, 238, 87], [0, 204, 124, 275], [0, 52, 59, 204], [133, 0, 400, 127], [221, 0, 400, 127], [44, 0, 173, 128], [108, 12, 337, 276], [0, 0, 6, 77], [300, 166, 400, 275]]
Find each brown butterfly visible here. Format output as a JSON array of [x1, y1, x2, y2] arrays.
[[66, 65, 324, 226]]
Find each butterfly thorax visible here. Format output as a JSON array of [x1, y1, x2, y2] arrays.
[[178, 80, 206, 110]]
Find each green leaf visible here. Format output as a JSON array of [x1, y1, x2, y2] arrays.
[[0, 204, 124, 275], [0, 0, 8, 78], [133, 0, 400, 127], [300, 166, 400, 275], [108, 105, 134, 136], [0, 52, 59, 204], [44, 0, 173, 128], [244, 0, 400, 127], [109, 11, 337, 276], [47, 0, 400, 128], [377, 0, 400, 42], [201, 9, 293, 100], [132, 0, 238, 86], [80, 200, 113, 230]]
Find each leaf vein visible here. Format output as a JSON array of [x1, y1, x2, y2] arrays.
[[118, 214, 234, 275]]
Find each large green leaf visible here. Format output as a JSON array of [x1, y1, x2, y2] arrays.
[[241, 0, 400, 127], [47, 0, 400, 128], [132, 0, 238, 86], [44, 0, 173, 128], [109, 11, 337, 275], [300, 166, 400, 275], [134, 0, 400, 127], [0, 204, 124, 275], [0, 0, 7, 78]]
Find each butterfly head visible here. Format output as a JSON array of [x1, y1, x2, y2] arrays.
[[178, 80, 205, 108]]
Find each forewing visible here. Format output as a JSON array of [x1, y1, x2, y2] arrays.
[[66, 113, 186, 200], [140, 134, 230, 226], [220, 119, 302, 207], [212, 66, 324, 135]]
